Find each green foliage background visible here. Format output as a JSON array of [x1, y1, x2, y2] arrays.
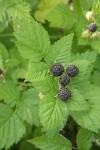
[[0, 0, 100, 150]]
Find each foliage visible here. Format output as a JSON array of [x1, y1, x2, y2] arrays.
[[0, 0, 100, 150]]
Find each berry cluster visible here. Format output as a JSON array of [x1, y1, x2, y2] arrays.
[[82, 11, 100, 39], [50, 63, 79, 101], [86, 11, 97, 33]]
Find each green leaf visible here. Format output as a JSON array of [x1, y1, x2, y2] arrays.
[[8, 1, 31, 20], [0, 0, 24, 25], [70, 60, 91, 85], [29, 134, 72, 150], [13, 18, 50, 62], [0, 52, 3, 69], [26, 62, 49, 83], [67, 89, 89, 111], [39, 93, 68, 136], [0, 43, 8, 61], [0, 104, 25, 149], [80, 0, 94, 10], [92, 0, 100, 16], [0, 21, 6, 32], [0, 104, 12, 127], [73, 0, 87, 35], [91, 40, 100, 54], [0, 80, 20, 106], [34, 0, 67, 23], [46, 4, 74, 29], [71, 84, 100, 132], [33, 76, 58, 95], [77, 128, 94, 150], [45, 33, 74, 67], [18, 140, 36, 150], [71, 50, 97, 63], [91, 71, 100, 87], [7, 46, 28, 69], [16, 88, 40, 126], [15, 68, 27, 79]]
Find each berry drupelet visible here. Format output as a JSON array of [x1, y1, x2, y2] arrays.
[[50, 63, 64, 76]]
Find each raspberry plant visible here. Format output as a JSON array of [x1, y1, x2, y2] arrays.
[[0, 0, 100, 150]]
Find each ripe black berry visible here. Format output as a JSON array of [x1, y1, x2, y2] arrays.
[[50, 63, 64, 76], [88, 23, 97, 32], [59, 74, 70, 86], [58, 87, 71, 101], [66, 65, 79, 77]]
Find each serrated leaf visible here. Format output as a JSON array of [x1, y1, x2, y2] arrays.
[[8, 1, 30, 20], [33, 76, 58, 95], [71, 84, 100, 132], [77, 128, 94, 150], [39, 93, 68, 136], [29, 134, 72, 150], [67, 89, 89, 111], [46, 4, 74, 29], [71, 50, 97, 63], [0, 0, 23, 26], [16, 88, 40, 126], [45, 33, 74, 67], [26, 62, 49, 83], [0, 43, 8, 61], [13, 18, 50, 62], [0, 80, 20, 106], [0, 104, 25, 149]]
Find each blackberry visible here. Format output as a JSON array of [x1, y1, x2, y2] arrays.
[[58, 87, 71, 101], [59, 74, 70, 86], [88, 23, 97, 32], [66, 65, 79, 77], [50, 63, 64, 76]]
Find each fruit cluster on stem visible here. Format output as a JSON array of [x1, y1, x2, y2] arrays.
[[50, 63, 79, 101]]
